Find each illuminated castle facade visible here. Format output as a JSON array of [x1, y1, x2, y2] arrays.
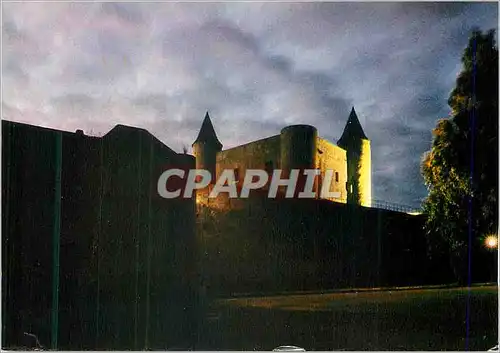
[[192, 107, 372, 207]]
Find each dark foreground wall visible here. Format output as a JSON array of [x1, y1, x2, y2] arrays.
[[2, 121, 197, 350], [197, 196, 459, 298]]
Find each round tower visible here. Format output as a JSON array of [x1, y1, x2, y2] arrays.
[[192, 112, 222, 183], [337, 107, 372, 207], [280, 125, 318, 196]]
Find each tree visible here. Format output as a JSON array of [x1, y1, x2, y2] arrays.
[[421, 29, 498, 283]]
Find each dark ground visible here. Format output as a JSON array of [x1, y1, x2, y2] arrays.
[[196, 285, 498, 351]]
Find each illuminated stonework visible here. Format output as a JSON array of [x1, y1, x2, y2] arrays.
[[192, 108, 372, 207], [358, 139, 372, 207]]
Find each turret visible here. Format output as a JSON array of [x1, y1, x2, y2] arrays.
[[192, 112, 222, 183], [280, 125, 318, 197], [337, 107, 371, 207]]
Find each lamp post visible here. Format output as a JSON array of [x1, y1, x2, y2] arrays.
[[484, 235, 498, 250], [483, 235, 498, 283]]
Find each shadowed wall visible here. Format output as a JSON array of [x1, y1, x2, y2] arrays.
[[2, 121, 197, 350], [196, 198, 456, 298]]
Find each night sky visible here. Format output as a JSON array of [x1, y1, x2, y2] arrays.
[[2, 2, 498, 207]]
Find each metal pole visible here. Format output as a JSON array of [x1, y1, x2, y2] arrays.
[[144, 137, 153, 350], [51, 132, 63, 350], [465, 35, 477, 352], [96, 137, 104, 348], [134, 134, 143, 350]]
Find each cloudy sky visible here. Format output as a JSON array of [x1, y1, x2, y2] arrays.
[[2, 2, 498, 207]]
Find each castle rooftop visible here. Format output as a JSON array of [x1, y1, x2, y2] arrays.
[[337, 107, 368, 146], [192, 112, 223, 149]]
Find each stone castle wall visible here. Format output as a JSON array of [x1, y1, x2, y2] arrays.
[[196, 198, 456, 298], [358, 139, 372, 207], [2, 121, 198, 350], [212, 129, 351, 203], [316, 137, 348, 203], [216, 135, 281, 182]]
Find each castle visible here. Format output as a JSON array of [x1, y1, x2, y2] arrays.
[[192, 107, 372, 206], [1, 116, 476, 350]]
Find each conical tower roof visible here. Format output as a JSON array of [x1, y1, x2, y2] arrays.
[[337, 107, 368, 147], [192, 112, 222, 149]]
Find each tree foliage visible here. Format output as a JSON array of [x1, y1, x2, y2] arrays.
[[421, 29, 498, 280]]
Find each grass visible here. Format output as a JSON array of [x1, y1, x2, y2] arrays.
[[196, 285, 498, 351]]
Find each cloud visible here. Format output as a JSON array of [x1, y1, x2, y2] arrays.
[[2, 2, 498, 207]]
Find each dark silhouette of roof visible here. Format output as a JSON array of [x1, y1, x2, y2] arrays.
[[337, 107, 368, 147], [192, 112, 223, 149]]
